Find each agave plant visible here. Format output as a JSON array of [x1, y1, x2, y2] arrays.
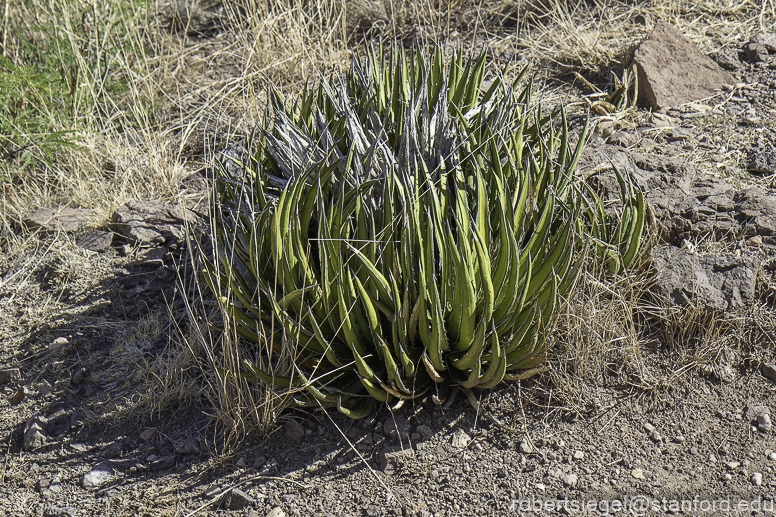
[[205, 45, 646, 418]]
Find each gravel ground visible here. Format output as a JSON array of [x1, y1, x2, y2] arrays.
[[2, 28, 776, 517]]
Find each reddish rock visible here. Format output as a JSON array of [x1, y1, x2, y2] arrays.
[[110, 200, 189, 245], [23, 207, 96, 233], [634, 21, 733, 110], [139, 427, 159, 442], [23, 414, 47, 451], [9, 386, 25, 405]]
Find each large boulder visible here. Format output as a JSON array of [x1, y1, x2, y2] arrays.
[[634, 21, 733, 110]]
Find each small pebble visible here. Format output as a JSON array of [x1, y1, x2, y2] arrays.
[[562, 473, 578, 487], [644, 423, 656, 433], [631, 468, 645, 480], [726, 461, 741, 470], [651, 431, 662, 442], [451, 430, 471, 448], [572, 450, 585, 461], [674, 435, 685, 443], [769, 452, 776, 462], [752, 472, 763, 486]]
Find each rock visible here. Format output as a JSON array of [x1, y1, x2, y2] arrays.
[[253, 455, 266, 468], [746, 235, 763, 247], [135, 246, 167, 267], [23, 414, 47, 451], [416, 424, 433, 439], [139, 427, 159, 442], [82, 462, 114, 489], [763, 363, 776, 383], [150, 455, 177, 471], [675, 434, 685, 443], [562, 473, 578, 487], [71, 367, 87, 385], [668, 127, 693, 142], [769, 452, 776, 461], [37, 380, 53, 397], [23, 207, 96, 233], [283, 421, 305, 443], [726, 460, 741, 470], [548, 466, 564, 479], [235, 456, 246, 467], [46, 410, 69, 437], [76, 230, 114, 252], [753, 472, 764, 486], [110, 200, 189, 245], [404, 25, 431, 48], [631, 468, 646, 480], [383, 415, 410, 441], [652, 246, 758, 311], [651, 431, 663, 442], [379, 446, 414, 472], [519, 440, 535, 454], [752, 33, 776, 52], [747, 138, 776, 175], [644, 422, 656, 433], [52, 337, 69, 346], [718, 364, 736, 384], [9, 386, 24, 406], [633, 21, 733, 110], [48, 476, 61, 494], [743, 42, 769, 62], [607, 130, 637, 148], [0, 368, 18, 384], [450, 430, 471, 448], [346, 0, 388, 30], [734, 188, 776, 236], [711, 49, 741, 70], [175, 438, 200, 455], [758, 413, 772, 432], [572, 450, 585, 460], [745, 404, 770, 423], [43, 506, 75, 517], [69, 410, 85, 430], [108, 458, 139, 473], [690, 446, 699, 455], [225, 488, 256, 510], [266, 508, 287, 517]]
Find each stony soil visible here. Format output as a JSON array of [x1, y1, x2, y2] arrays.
[[2, 24, 776, 517]]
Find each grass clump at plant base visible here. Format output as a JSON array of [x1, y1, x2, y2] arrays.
[[205, 45, 648, 419], [0, 0, 150, 189]]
